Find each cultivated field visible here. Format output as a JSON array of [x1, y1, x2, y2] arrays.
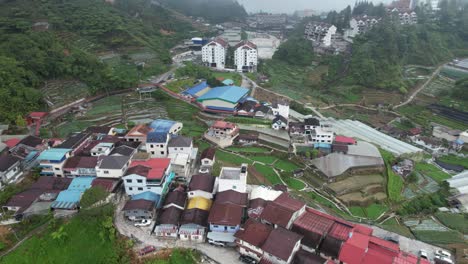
[[327, 174, 384, 195]]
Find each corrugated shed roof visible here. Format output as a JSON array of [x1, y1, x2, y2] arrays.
[[4, 138, 20, 148], [187, 197, 212, 211], [158, 207, 183, 225], [200, 147, 216, 160], [234, 219, 272, 247], [214, 190, 248, 207], [168, 135, 192, 148], [189, 174, 215, 193], [131, 191, 161, 202], [67, 177, 95, 191], [182, 81, 209, 96], [147, 131, 168, 143], [197, 86, 249, 104], [63, 156, 98, 169], [180, 208, 209, 227], [91, 178, 119, 192], [293, 209, 335, 236], [0, 155, 20, 172], [149, 119, 180, 134], [37, 148, 72, 161], [260, 201, 295, 228], [163, 190, 187, 208], [261, 227, 303, 262], [208, 203, 243, 226], [110, 145, 135, 156], [97, 155, 130, 169], [18, 135, 43, 148], [123, 199, 154, 211], [274, 193, 305, 211], [293, 249, 327, 264]]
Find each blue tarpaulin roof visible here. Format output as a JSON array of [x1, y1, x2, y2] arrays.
[[149, 119, 178, 134], [197, 86, 249, 104], [132, 191, 161, 203], [182, 81, 209, 96], [68, 177, 95, 191], [37, 148, 72, 161]]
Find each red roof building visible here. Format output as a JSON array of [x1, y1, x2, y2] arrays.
[[212, 120, 237, 130], [334, 135, 357, 145], [261, 227, 303, 263], [260, 193, 306, 229], [129, 158, 171, 180], [4, 138, 20, 148], [208, 203, 243, 227]]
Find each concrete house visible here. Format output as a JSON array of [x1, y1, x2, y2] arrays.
[[162, 190, 187, 210], [234, 40, 258, 72], [167, 135, 196, 177], [260, 193, 306, 229], [146, 132, 169, 158], [260, 227, 303, 264], [57, 132, 91, 155], [123, 158, 174, 196], [271, 99, 290, 119], [202, 38, 228, 70], [188, 174, 216, 200], [207, 203, 244, 245], [122, 199, 156, 221], [95, 155, 131, 178], [200, 147, 216, 170], [304, 22, 337, 47], [155, 207, 183, 238], [90, 142, 114, 157], [149, 119, 183, 135], [63, 156, 98, 177], [235, 219, 273, 261], [0, 155, 23, 186], [272, 115, 289, 130], [218, 164, 248, 193], [37, 148, 72, 177], [124, 124, 152, 143], [179, 208, 209, 242]]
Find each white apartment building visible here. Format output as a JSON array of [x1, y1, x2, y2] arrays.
[[146, 132, 169, 158], [344, 16, 380, 40], [202, 38, 228, 70], [123, 158, 173, 196], [95, 155, 131, 179], [304, 22, 337, 47], [234, 41, 258, 73]]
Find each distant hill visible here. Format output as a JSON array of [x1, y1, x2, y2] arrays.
[[160, 0, 248, 23], [0, 0, 193, 123]]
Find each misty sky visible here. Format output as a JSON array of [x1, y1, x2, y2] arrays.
[[237, 0, 393, 13]]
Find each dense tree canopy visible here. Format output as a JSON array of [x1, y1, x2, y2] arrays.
[[272, 38, 314, 67], [161, 0, 247, 23]]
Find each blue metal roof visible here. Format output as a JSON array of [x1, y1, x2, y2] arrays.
[[222, 79, 234, 85], [182, 81, 209, 96], [147, 131, 168, 143], [68, 177, 95, 191], [197, 86, 249, 104], [149, 119, 178, 134], [37, 148, 72, 161], [455, 139, 464, 145], [132, 191, 161, 202], [314, 143, 331, 149]]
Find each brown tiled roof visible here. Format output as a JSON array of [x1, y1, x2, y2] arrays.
[[163, 190, 187, 208], [30, 176, 72, 191], [180, 208, 209, 227], [58, 132, 90, 149], [261, 227, 303, 262], [274, 193, 305, 211], [63, 156, 98, 169], [293, 249, 326, 264], [213, 37, 228, 47], [18, 135, 43, 148], [234, 40, 257, 49], [260, 202, 295, 228], [234, 219, 272, 247], [215, 190, 248, 207], [189, 174, 215, 193], [200, 147, 216, 160], [158, 207, 183, 225], [126, 124, 152, 137], [273, 184, 288, 192], [208, 203, 243, 226], [248, 198, 268, 218], [122, 199, 154, 211]]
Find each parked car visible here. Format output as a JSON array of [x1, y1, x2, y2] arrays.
[[239, 255, 257, 264], [208, 239, 225, 247], [419, 250, 428, 259], [436, 250, 451, 258], [134, 219, 152, 227], [139, 246, 156, 256]]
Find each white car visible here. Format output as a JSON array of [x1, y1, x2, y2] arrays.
[[134, 219, 152, 227], [199, 168, 210, 174], [419, 250, 428, 259], [208, 239, 225, 247]]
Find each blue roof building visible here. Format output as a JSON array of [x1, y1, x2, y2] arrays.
[[147, 131, 169, 143], [182, 81, 210, 98], [51, 177, 95, 210], [37, 148, 72, 162], [149, 119, 183, 135], [131, 191, 161, 202], [197, 86, 250, 112]]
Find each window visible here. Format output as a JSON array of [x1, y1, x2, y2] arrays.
[[174, 148, 178, 151], [233, 185, 237, 189], [161, 151, 165, 155], [180, 148, 183, 151], [213, 225, 219, 228], [54, 168, 60, 171], [104, 170, 109, 174], [151, 151, 155, 155], [150, 144, 154, 148], [138, 187, 143, 191], [230, 226, 236, 229], [137, 179, 143, 183], [129, 187, 133, 190], [126, 179, 132, 183], [160, 144, 164, 148]]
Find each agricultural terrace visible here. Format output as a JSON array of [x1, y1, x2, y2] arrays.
[[440, 66, 468, 80], [437, 154, 468, 169], [349, 203, 388, 220], [414, 163, 451, 182], [41, 80, 90, 109], [380, 149, 404, 202]]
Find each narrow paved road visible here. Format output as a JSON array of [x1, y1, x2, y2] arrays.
[[394, 65, 442, 109]]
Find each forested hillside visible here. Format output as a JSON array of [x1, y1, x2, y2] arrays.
[[0, 0, 193, 123], [160, 0, 248, 23]]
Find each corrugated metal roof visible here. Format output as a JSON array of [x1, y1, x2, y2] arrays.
[[182, 81, 209, 96], [149, 119, 180, 134], [197, 86, 249, 104], [131, 191, 161, 202], [37, 148, 72, 161], [187, 197, 212, 211]]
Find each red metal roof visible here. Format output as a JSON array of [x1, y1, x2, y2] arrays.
[[369, 236, 400, 253], [261, 228, 303, 262], [274, 193, 305, 211], [293, 210, 335, 236], [328, 222, 353, 241], [130, 158, 171, 180], [207, 203, 243, 226], [91, 178, 119, 192], [234, 219, 272, 248], [4, 138, 21, 148], [334, 135, 357, 145], [338, 232, 369, 264], [212, 120, 237, 129], [362, 248, 394, 264], [28, 112, 48, 119], [260, 202, 295, 228]]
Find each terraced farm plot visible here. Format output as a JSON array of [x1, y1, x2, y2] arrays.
[[284, 177, 305, 190], [216, 151, 252, 166], [339, 192, 387, 205], [437, 154, 468, 169], [249, 155, 277, 164], [411, 219, 449, 231], [273, 159, 300, 172], [41, 80, 89, 109], [423, 76, 455, 97], [440, 66, 468, 80], [226, 146, 271, 153], [253, 163, 282, 185], [327, 175, 384, 195], [398, 104, 468, 130], [414, 163, 451, 182], [435, 212, 468, 234], [165, 78, 196, 93], [413, 230, 465, 244]]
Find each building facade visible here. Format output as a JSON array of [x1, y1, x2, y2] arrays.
[[202, 38, 228, 70], [234, 41, 258, 73]]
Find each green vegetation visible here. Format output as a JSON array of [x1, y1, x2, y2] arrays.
[[165, 78, 196, 93], [435, 213, 468, 234], [211, 72, 242, 86], [274, 159, 300, 172], [413, 230, 465, 244], [0, 184, 24, 206], [305, 192, 342, 213], [1, 205, 131, 264], [144, 249, 200, 264], [440, 67, 468, 80], [80, 186, 108, 208], [174, 62, 240, 87], [380, 218, 414, 238], [350, 204, 388, 220], [160, 0, 247, 23], [216, 151, 252, 166], [380, 149, 404, 202], [226, 146, 271, 153], [224, 116, 271, 125], [453, 77, 468, 100], [438, 154, 468, 169], [0, 0, 193, 123], [249, 156, 277, 164], [254, 164, 282, 185], [284, 177, 306, 190], [414, 163, 451, 182], [397, 192, 447, 216], [273, 38, 314, 67], [398, 104, 468, 130]]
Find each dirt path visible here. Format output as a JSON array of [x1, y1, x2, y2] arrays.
[[394, 65, 443, 109]]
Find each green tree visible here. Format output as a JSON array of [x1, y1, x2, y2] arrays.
[[80, 186, 108, 208], [273, 38, 314, 66]]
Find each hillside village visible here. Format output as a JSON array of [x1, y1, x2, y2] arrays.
[[0, 0, 468, 263]]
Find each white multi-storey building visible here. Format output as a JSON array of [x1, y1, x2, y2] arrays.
[[304, 22, 337, 47], [202, 38, 228, 70], [234, 40, 258, 73], [344, 16, 380, 40], [122, 158, 173, 196]]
